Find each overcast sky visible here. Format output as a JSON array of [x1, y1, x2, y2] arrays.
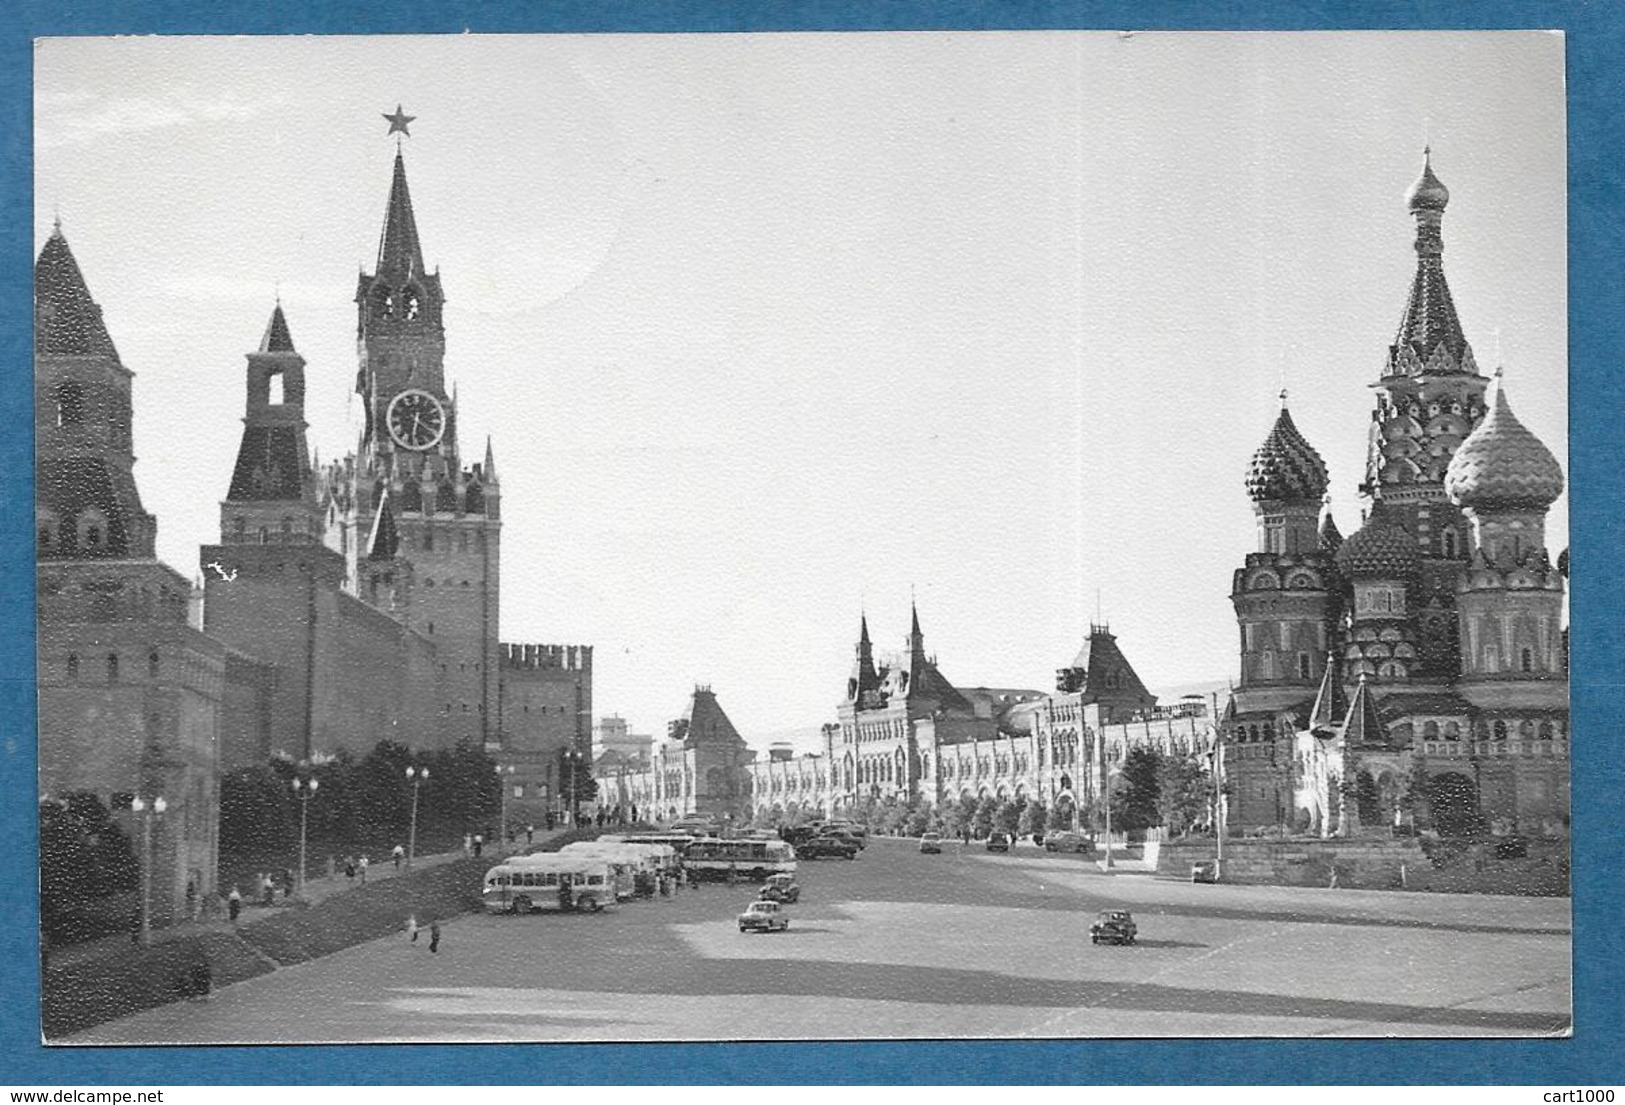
[[35, 32, 1567, 751]]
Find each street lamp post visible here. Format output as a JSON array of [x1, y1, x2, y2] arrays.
[[131, 794, 167, 947], [292, 776, 319, 897], [498, 764, 515, 851], [406, 765, 429, 868], [564, 749, 581, 827], [1101, 761, 1121, 872]]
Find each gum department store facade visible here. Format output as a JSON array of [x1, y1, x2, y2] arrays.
[[602, 152, 1570, 842]]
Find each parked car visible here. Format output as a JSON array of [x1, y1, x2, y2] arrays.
[[799, 835, 860, 860], [1090, 909, 1137, 946], [919, 832, 943, 854], [758, 873, 801, 903], [1044, 830, 1093, 854], [738, 899, 790, 933], [985, 831, 1012, 853]]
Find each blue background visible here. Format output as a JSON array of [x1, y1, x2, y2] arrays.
[[2, 0, 1620, 1086]]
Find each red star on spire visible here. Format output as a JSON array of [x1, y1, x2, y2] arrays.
[[382, 105, 416, 137]]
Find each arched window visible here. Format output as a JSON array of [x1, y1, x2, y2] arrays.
[[1444, 721, 1461, 740], [66, 653, 79, 680], [1298, 652, 1311, 680], [77, 509, 107, 552], [106, 653, 119, 683], [402, 286, 421, 320], [1521, 648, 1534, 673], [55, 381, 86, 427], [148, 650, 159, 679], [258, 527, 269, 545], [372, 283, 395, 319], [1538, 721, 1554, 740], [1441, 529, 1458, 558], [1423, 721, 1439, 739], [1493, 720, 1508, 741]]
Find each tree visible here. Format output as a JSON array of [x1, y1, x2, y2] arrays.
[[1052, 792, 1077, 831], [219, 764, 296, 857], [904, 800, 934, 837], [972, 796, 997, 838], [994, 798, 1022, 837], [40, 793, 140, 946], [1111, 747, 1163, 832], [1019, 799, 1049, 839], [1155, 754, 1212, 834]]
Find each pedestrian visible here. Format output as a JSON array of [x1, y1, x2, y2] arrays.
[[473, 834, 483, 859], [261, 873, 274, 907], [429, 919, 441, 954], [359, 855, 369, 883], [282, 868, 294, 899], [407, 914, 419, 942], [185, 878, 198, 923], [393, 843, 405, 869], [525, 824, 534, 845], [546, 812, 556, 831], [345, 856, 356, 881], [462, 833, 472, 857], [228, 885, 242, 923]]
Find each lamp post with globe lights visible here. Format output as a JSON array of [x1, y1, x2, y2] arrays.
[[292, 776, 319, 897], [498, 764, 516, 852], [131, 794, 167, 946], [406, 765, 429, 868]]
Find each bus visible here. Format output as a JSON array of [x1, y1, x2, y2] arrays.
[[683, 837, 797, 880], [558, 842, 654, 899], [599, 833, 700, 859], [483, 854, 617, 914]]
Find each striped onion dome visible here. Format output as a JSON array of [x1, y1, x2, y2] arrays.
[[1444, 372, 1564, 510], [1335, 502, 1421, 580], [1245, 401, 1329, 504]]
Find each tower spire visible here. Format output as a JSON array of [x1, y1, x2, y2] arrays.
[[1390, 147, 1471, 377], [377, 147, 426, 278]]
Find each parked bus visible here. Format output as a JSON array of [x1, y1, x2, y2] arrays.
[[483, 854, 617, 914], [683, 837, 797, 880], [599, 833, 700, 859], [558, 842, 653, 899]]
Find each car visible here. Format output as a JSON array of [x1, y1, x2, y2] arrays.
[[985, 831, 1012, 853], [919, 832, 943, 854], [758, 873, 801, 903], [1044, 830, 1093, 854], [738, 899, 790, 933], [1090, 909, 1137, 945], [798, 835, 860, 860]]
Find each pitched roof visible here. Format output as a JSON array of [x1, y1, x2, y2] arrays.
[[1063, 626, 1155, 704], [1388, 150, 1473, 377], [35, 228, 119, 359], [678, 687, 746, 747], [367, 493, 399, 561], [377, 149, 426, 279], [1306, 654, 1346, 732], [228, 427, 308, 502], [259, 304, 296, 354], [1340, 675, 1387, 746]]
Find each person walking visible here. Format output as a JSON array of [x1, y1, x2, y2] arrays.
[[345, 856, 356, 882], [185, 878, 198, 923], [358, 855, 370, 884], [462, 833, 472, 857], [392, 843, 405, 870], [525, 824, 534, 845], [473, 834, 483, 859], [428, 919, 441, 954], [227, 885, 242, 923], [407, 914, 419, 943]]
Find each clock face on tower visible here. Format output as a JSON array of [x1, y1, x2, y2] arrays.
[[386, 389, 446, 451]]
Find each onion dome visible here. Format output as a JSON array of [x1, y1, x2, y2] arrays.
[[1444, 371, 1564, 510], [1335, 501, 1421, 579], [1245, 397, 1329, 503], [1405, 147, 1450, 213]]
